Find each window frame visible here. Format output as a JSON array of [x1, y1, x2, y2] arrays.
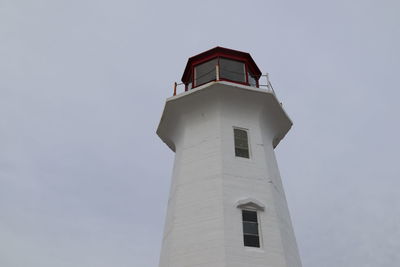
[[190, 56, 259, 88], [218, 57, 247, 85], [193, 58, 218, 87], [233, 127, 251, 159], [236, 198, 265, 249], [241, 209, 261, 248]]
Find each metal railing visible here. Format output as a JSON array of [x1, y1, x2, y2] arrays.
[[258, 73, 277, 96], [172, 66, 277, 97]]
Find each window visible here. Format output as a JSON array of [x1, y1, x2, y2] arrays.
[[194, 58, 217, 86], [247, 71, 257, 87], [190, 56, 258, 89], [242, 210, 260, 247], [237, 199, 264, 248], [234, 128, 249, 158], [220, 58, 246, 83]]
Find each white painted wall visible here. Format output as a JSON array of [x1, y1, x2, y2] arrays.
[[157, 81, 302, 267]]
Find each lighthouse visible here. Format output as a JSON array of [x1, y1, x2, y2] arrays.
[[157, 47, 302, 267]]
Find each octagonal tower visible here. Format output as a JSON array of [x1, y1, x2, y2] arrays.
[[157, 47, 302, 267]]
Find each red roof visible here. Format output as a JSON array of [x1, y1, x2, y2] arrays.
[[181, 46, 262, 84]]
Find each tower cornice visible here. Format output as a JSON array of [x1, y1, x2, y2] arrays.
[[157, 81, 292, 152]]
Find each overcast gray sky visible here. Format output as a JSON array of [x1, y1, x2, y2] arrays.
[[1, 0, 399, 266]]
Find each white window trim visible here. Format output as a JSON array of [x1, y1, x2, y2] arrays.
[[233, 126, 252, 160], [237, 198, 266, 249], [236, 198, 265, 211]]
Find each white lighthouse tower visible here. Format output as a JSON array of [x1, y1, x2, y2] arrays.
[[157, 47, 302, 267]]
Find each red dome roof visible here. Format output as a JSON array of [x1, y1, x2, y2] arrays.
[[181, 47, 262, 84]]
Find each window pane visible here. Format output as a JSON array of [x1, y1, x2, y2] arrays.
[[242, 210, 260, 248], [242, 210, 258, 222], [244, 234, 260, 247], [235, 139, 248, 149], [243, 222, 259, 235], [234, 129, 249, 158], [220, 58, 245, 83], [248, 71, 257, 87], [234, 128, 247, 139], [235, 148, 249, 158], [194, 59, 217, 86]]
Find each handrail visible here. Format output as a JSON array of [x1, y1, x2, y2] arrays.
[[172, 68, 277, 98], [258, 73, 276, 96]]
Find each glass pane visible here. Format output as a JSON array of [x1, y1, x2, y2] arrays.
[[234, 129, 249, 158], [248, 72, 257, 87], [235, 148, 249, 158], [234, 128, 247, 139], [243, 222, 259, 235], [220, 58, 245, 83], [194, 59, 217, 86], [242, 210, 257, 222], [235, 138, 248, 149], [244, 234, 260, 247]]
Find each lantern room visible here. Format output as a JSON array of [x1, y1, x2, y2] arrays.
[[181, 47, 262, 91]]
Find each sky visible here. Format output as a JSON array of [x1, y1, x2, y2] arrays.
[[1, 0, 399, 266]]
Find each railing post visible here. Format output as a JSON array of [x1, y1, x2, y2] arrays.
[[216, 64, 220, 81], [265, 73, 270, 90], [173, 82, 177, 96], [265, 73, 276, 96]]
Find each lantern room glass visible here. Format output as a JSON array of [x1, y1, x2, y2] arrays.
[[191, 57, 258, 89], [219, 58, 246, 83], [248, 71, 257, 87], [194, 58, 218, 87]]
